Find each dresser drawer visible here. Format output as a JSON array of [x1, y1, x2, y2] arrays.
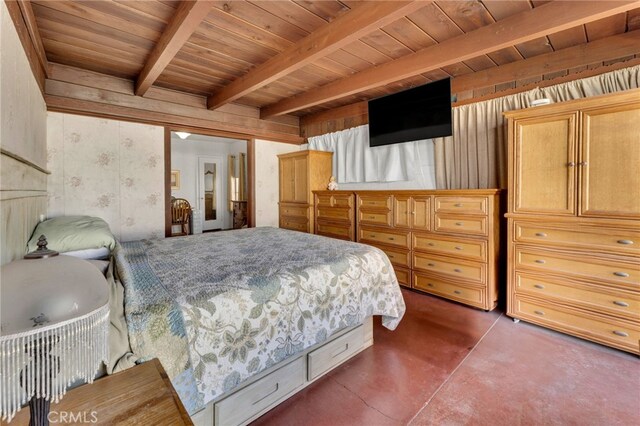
[[316, 193, 353, 208], [413, 233, 487, 262], [414, 273, 485, 308], [308, 325, 364, 380], [280, 217, 309, 233], [280, 204, 310, 219], [393, 266, 411, 288], [367, 243, 411, 268], [215, 356, 305, 426], [316, 206, 352, 223], [511, 296, 640, 354], [413, 252, 486, 284], [358, 210, 392, 227], [514, 272, 640, 321], [513, 221, 640, 256], [358, 227, 410, 249], [434, 214, 488, 236], [358, 194, 392, 210], [514, 246, 640, 289], [316, 221, 353, 241], [434, 196, 488, 215]]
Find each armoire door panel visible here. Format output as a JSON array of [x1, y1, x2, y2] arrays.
[[580, 104, 640, 219], [393, 196, 411, 228], [293, 157, 308, 203], [514, 114, 577, 215], [280, 157, 295, 202]]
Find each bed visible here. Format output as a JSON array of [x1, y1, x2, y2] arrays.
[[111, 226, 405, 423]]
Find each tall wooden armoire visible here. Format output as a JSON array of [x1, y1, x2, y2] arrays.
[[278, 150, 333, 233], [504, 89, 640, 354]]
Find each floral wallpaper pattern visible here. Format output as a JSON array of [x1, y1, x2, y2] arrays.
[[47, 113, 165, 241]]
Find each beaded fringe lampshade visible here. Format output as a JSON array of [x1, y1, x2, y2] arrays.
[[0, 256, 110, 423]]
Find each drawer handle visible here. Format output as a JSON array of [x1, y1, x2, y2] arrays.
[[428, 242, 435, 247], [613, 271, 629, 278], [368, 216, 376, 219], [567, 162, 576, 167], [388, 237, 395, 241], [427, 263, 435, 267], [535, 232, 547, 237], [617, 239, 634, 245], [534, 310, 545, 316], [453, 290, 461, 295], [612, 330, 629, 338], [534, 284, 545, 289], [613, 301, 629, 307], [427, 283, 434, 287], [331, 343, 350, 358], [455, 222, 464, 226], [370, 234, 376, 238], [535, 259, 546, 264], [453, 268, 462, 273], [253, 383, 280, 405], [454, 246, 463, 250], [454, 203, 462, 207]]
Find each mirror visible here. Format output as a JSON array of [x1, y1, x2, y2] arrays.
[[228, 153, 247, 211], [204, 162, 216, 220]]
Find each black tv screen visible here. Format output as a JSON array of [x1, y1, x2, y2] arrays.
[[368, 78, 452, 147]]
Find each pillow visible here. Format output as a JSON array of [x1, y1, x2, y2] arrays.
[[61, 247, 111, 260], [27, 216, 116, 253]]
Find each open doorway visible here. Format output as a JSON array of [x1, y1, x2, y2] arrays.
[[166, 130, 249, 236]]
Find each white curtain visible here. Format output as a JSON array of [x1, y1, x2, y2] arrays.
[[308, 125, 424, 183]]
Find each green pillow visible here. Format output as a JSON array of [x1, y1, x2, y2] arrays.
[[27, 216, 116, 253]]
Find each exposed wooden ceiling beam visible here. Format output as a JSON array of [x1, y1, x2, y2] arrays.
[[135, 0, 213, 96], [16, 0, 49, 77], [261, 0, 640, 118], [206, 1, 428, 111], [452, 30, 640, 94]]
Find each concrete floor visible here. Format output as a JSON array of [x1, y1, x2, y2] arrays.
[[252, 289, 640, 426]]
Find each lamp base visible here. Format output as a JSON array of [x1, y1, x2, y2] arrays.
[[29, 397, 50, 426]]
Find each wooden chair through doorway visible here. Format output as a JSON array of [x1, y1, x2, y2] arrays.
[[171, 198, 191, 236]]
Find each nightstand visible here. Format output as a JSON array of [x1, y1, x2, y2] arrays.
[[2, 359, 193, 425]]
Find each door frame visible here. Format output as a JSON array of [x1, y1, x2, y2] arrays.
[[198, 155, 225, 231], [165, 127, 256, 237]]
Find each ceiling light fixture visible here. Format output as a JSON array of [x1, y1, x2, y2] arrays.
[[175, 132, 191, 140]]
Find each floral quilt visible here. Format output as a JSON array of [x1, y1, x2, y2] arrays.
[[115, 227, 406, 414]]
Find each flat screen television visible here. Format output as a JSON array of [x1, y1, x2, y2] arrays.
[[368, 78, 452, 147]]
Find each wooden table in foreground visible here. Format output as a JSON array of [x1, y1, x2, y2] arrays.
[[3, 359, 192, 425]]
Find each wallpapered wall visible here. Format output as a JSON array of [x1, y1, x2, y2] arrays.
[[0, 1, 48, 264], [47, 113, 165, 241]]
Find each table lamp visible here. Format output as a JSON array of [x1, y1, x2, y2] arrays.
[[0, 253, 110, 424]]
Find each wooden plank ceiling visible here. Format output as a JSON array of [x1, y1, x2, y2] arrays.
[[29, 0, 640, 122]]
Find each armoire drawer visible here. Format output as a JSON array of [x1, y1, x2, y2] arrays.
[[280, 217, 309, 233], [434, 214, 488, 236], [316, 221, 353, 241], [358, 227, 410, 249], [308, 324, 364, 381], [514, 272, 640, 321], [357, 194, 392, 210], [358, 210, 392, 227], [316, 206, 352, 222], [414, 273, 485, 308], [511, 296, 640, 354], [393, 266, 411, 288], [513, 221, 640, 256], [215, 356, 305, 426], [366, 243, 411, 268], [413, 252, 486, 284], [413, 233, 487, 262], [514, 246, 640, 289], [434, 196, 488, 215], [280, 204, 310, 219]]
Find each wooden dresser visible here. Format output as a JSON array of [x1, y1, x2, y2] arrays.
[[278, 150, 333, 233], [313, 189, 501, 310], [314, 190, 356, 241], [504, 89, 640, 354]]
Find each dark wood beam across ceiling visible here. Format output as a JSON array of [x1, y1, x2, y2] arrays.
[[260, 0, 640, 118], [135, 0, 214, 96], [206, 1, 429, 111]]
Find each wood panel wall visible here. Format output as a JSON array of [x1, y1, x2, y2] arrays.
[[300, 55, 640, 140]]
